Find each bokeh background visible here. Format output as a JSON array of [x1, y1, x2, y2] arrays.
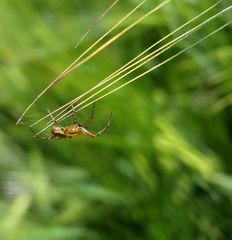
[[0, 0, 232, 239]]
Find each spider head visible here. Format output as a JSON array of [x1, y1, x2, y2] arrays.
[[51, 126, 65, 136]]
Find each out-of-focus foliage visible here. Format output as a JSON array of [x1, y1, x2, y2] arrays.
[[0, 0, 232, 239]]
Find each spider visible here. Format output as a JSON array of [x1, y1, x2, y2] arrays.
[[30, 103, 112, 140]]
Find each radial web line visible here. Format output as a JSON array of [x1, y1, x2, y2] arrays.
[[29, 0, 171, 128], [17, 0, 149, 124], [54, 5, 232, 124], [33, 6, 232, 137], [46, 0, 223, 127]]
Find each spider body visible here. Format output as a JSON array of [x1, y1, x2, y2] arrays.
[[51, 124, 95, 139], [34, 103, 112, 140]]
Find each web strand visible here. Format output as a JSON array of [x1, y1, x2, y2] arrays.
[[34, 15, 232, 137]]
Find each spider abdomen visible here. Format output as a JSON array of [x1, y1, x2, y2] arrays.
[[64, 124, 82, 138]]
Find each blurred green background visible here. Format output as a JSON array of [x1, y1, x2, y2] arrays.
[[0, 0, 232, 239]]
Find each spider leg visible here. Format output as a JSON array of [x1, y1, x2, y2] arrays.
[[79, 127, 96, 138], [29, 125, 51, 140], [20, 119, 51, 140], [96, 112, 112, 137], [71, 105, 77, 123], [79, 111, 112, 138], [47, 108, 58, 125], [85, 102, 95, 129]]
